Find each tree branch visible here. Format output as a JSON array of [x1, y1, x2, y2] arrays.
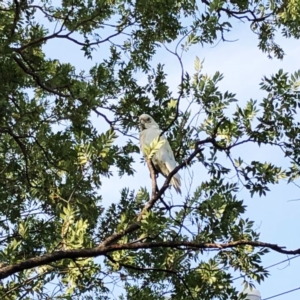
[[144, 159, 159, 209], [10, 0, 21, 38], [1, 239, 300, 280], [201, 0, 273, 22], [105, 254, 177, 275], [12, 55, 70, 97], [13, 13, 136, 51], [1, 127, 32, 187], [159, 39, 186, 137]]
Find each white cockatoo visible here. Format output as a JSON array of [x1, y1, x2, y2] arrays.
[[139, 114, 181, 194]]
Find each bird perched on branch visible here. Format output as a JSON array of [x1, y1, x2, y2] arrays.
[[139, 114, 181, 194]]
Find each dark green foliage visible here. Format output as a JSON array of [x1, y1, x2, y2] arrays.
[[0, 0, 299, 298]]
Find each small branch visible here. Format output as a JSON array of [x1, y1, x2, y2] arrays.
[[146, 159, 158, 202], [2, 127, 32, 187], [2, 270, 50, 298], [29, 5, 66, 21], [33, 137, 69, 172], [93, 108, 139, 140], [56, 30, 123, 47], [106, 253, 196, 300], [160, 41, 185, 138], [12, 56, 70, 97], [201, 0, 273, 22], [93, 108, 114, 127], [105, 254, 177, 275], [13, 20, 65, 51], [14, 14, 136, 51], [227, 152, 245, 186]]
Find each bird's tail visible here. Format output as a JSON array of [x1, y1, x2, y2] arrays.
[[171, 174, 181, 195]]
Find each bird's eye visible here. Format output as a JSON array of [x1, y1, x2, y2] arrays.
[[147, 117, 151, 122]]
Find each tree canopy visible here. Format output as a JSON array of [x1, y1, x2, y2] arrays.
[[0, 0, 300, 298]]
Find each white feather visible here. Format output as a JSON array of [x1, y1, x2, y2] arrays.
[[139, 114, 181, 194]]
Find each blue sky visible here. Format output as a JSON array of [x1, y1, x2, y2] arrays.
[[41, 13, 300, 299]]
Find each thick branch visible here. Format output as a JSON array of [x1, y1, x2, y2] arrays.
[[1, 239, 300, 280], [10, 0, 21, 38]]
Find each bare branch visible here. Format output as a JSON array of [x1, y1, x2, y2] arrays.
[[93, 108, 139, 140], [159, 39, 186, 138]]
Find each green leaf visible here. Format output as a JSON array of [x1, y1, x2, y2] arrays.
[[147, 136, 166, 159]]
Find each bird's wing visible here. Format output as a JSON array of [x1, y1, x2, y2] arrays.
[[157, 137, 179, 175], [156, 137, 182, 194]]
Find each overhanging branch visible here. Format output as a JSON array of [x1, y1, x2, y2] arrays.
[[1, 239, 300, 280]]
